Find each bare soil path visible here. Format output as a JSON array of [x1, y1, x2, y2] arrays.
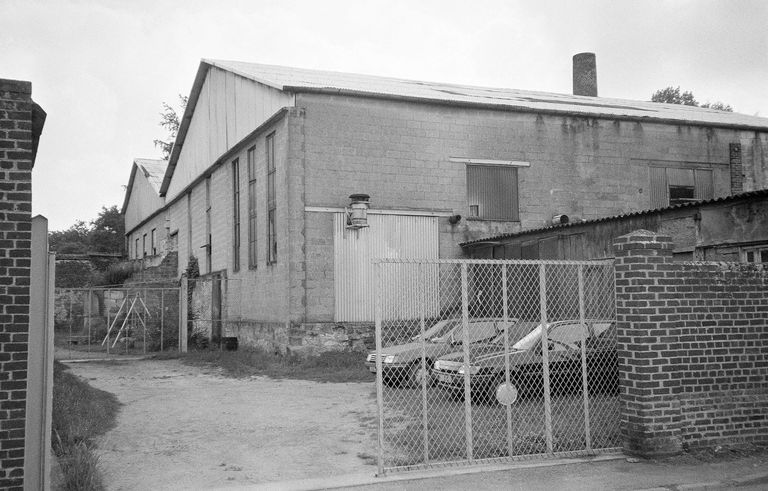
[[65, 358, 378, 490]]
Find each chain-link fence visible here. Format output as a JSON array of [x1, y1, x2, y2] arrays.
[[186, 276, 242, 350], [371, 259, 618, 473], [54, 287, 181, 359]]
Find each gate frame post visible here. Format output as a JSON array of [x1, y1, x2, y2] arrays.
[[502, 264, 514, 457], [539, 263, 554, 455], [419, 263, 430, 465], [374, 261, 385, 476], [461, 263, 474, 462], [179, 276, 188, 353], [578, 265, 593, 452]]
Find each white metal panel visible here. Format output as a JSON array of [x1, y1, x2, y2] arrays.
[[334, 214, 439, 322], [124, 168, 165, 232], [166, 67, 293, 201]]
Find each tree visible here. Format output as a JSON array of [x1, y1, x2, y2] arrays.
[[700, 101, 733, 111], [49, 206, 125, 255], [154, 94, 188, 159], [651, 86, 733, 112], [88, 205, 124, 253], [48, 221, 90, 254]]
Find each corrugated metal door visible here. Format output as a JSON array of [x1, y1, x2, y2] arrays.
[[334, 214, 439, 322], [466, 166, 519, 220], [649, 166, 667, 208], [694, 169, 714, 200]]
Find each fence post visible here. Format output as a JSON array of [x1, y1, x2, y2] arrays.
[[503, 264, 513, 456], [160, 290, 165, 352], [578, 265, 592, 452], [539, 264, 553, 455], [68, 291, 73, 359], [180, 277, 188, 353], [374, 262, 385, 476], [106, 292, 110, 355], [461, 263, 473, 461], [87, 288, 92, 352], [419, 263, 429, 465]]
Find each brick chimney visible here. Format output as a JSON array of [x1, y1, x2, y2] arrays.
[[573, 52, 597, 97]]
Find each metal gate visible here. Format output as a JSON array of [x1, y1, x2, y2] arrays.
[[373, 259, 619, 473], [54, 286, 181, 359]]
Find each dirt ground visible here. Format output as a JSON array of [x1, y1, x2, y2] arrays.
[[64, 358, 379, 490]]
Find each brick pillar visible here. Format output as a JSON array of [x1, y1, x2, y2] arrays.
[[0, 78, 36, 488], [729, 143, 743, 194], [614, 229, 683, 458]]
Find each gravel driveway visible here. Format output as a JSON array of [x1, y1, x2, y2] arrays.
[[65, 358, 378, 489]]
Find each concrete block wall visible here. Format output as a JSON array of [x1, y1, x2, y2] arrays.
[[294, 93, 766, 332], [0, 79, 34, 489], [614, 230, 768, 457], [203, 115, 291, 327], [297, 93, 766, 237], [126, 211, 168, 260]]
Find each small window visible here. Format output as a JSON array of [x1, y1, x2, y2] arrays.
[[742, 246, 768, 265], [205, 176, 212, 274], [247, 146, 257, 269], [649, 165, 714, 208], [466, 165, 519, 220], [150, 228, 157, 255], [669, 185, 695, 206], [142, 234, 147, 257], [135, 238, 139, 259], [266, 133, 277, 264], [232, 158, 241, 272]]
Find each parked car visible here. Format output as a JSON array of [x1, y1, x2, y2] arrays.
[[432, 319, 617, 403], [365, 317, 517, 388]]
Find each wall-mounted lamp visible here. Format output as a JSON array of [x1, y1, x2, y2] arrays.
[[346, 193, 370, 229], [552, 214, 569, 225], [448, 214, 462, 225]]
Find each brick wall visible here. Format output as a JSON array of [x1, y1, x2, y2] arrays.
[[615, 230, 768, 457], [0, 79, 34, 488]]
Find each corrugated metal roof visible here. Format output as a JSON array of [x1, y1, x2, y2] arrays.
[[460, 188, 768, 247], [135, 158, 167, 194], [205, 59, 768, 129]]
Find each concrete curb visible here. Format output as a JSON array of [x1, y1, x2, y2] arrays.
[[221, 453, 625, 491], [58, 356, 152, 363], [634, 469, 768, 491]]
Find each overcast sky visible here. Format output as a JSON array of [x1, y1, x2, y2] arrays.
[[2, 0, 767, 231]]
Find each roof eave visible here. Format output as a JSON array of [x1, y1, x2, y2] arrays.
[[120, 162, 139, 215], [286, 86, 768, 132], [203, 59, 286, 91], [460, 189, 768, 247]]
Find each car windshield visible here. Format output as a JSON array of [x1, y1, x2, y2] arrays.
[[511, 320, 614, 351], [411, 319, 461, 341], [489, 320, 534, 345], [512, 324, 544, 351]]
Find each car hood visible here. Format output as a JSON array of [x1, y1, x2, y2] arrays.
[[439, 346, 525, 363], [437, 346, 544, 370], [376, 340, 451, 358]]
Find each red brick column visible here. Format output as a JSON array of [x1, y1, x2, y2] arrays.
[[614, 230, 683, 457], [0, 78, 35, 489]]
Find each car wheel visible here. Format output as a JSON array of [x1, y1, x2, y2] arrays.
[[406, 362, 432, 389]]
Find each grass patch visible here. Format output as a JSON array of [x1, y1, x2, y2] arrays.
[[172, 347, 373, 383], [53, 361, 121, 491]]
